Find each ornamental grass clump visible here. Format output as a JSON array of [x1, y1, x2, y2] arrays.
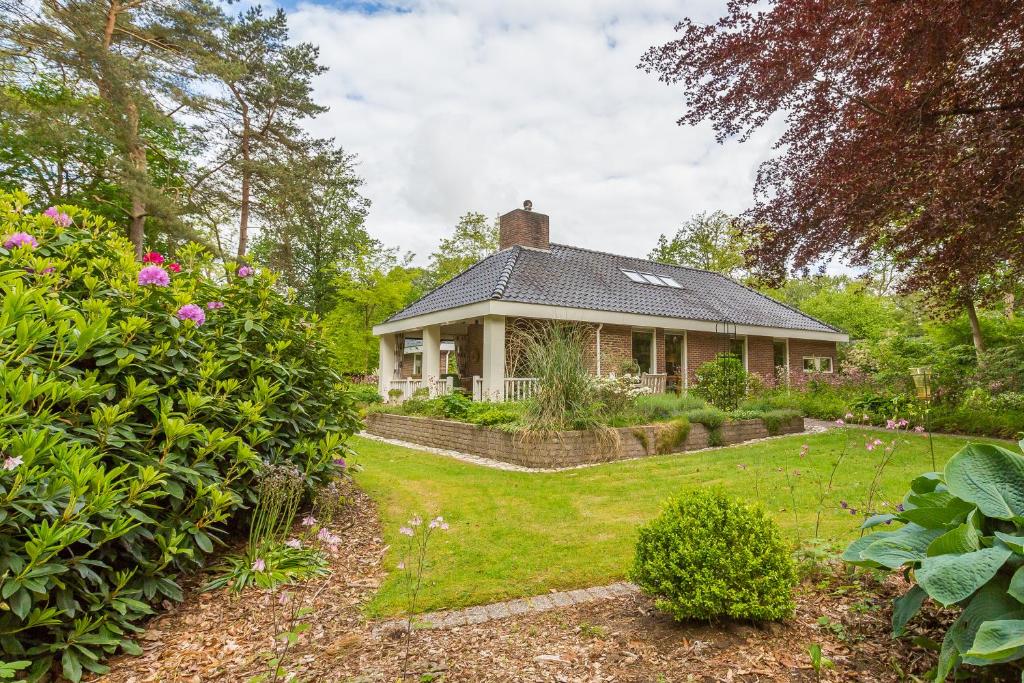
[[0, 191, 359, 680], [516, 322, 600, 431], [629, 489, 796, 622]]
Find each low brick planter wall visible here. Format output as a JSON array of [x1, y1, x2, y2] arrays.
[[364, 413, 804, 469]]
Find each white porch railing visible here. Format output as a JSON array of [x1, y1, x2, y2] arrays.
[[434, 377, 454, 396], [388, 377, 453, 402], [504, 377, 539, 401], [640, 373, 667, 394]]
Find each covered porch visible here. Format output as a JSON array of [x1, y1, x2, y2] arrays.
[[375, 313, 669, 403], [377, 314, 517, 402]]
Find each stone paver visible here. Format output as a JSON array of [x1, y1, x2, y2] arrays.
[[375, 582, 641, 634]]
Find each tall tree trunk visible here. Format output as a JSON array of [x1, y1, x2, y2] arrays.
[[965, 299, 986, 354], [237, 137, 250, 258], [126, 101, 147, 259], [1006, 291, 1016, 320]]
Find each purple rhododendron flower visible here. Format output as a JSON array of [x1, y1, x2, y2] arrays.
[[176, 304, 206, 326], [206, 301, 225, 310], [399, 526, 414, 537], [237, 265, 254, 277], [251, 558, 266, 571], [44, 207, 71, 227], [4, 232, 38, 249], [302, 514, 317, 526], [138, 265, 170, 286], [334, 457, 346, 469]]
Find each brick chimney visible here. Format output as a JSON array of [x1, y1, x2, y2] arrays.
[[499, 200, 549, 250]]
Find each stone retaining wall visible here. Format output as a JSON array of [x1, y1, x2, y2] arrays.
[[364, 413, 804, 469]]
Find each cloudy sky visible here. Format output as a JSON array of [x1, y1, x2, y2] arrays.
[[279, 0, 784, 264]]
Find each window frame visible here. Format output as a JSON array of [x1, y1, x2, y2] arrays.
[[802, 356, 834, 374]]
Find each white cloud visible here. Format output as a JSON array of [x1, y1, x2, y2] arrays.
[[288, 0, 786, 264]]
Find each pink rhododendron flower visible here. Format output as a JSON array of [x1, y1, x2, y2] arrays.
[[237, 265, 254, 277], [886, 419, 896, 429], [167, 262, 181, 273], [302, 514, 317, 526], [4, 232, 38, 249], [285, 538, 301, 549], [176, 304, 206, 326], [429, 516, 449, 530], [409, 515, 422, 527], [897, 418, 909, 428], [142, 251, 165, 264], [44, 207, 71, 227], [914, 425, 926, 433], [844, 412, 854, 420], [835, 419, 845, 426], [138, 265, 170, 286], [251, 558, 266, 571], [399, 526, 414, 537], [206, 301, 225, 310], [3, 455, 23, 470]]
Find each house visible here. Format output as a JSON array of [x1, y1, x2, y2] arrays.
[[373, 202, 848, 401]]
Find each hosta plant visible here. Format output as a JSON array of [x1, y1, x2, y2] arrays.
[[0, 192, 359, 680], [844, 439, 1024, 681]]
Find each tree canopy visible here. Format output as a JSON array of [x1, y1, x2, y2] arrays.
[[648, 210, 748, 278], [641, 0, 1024, 344]]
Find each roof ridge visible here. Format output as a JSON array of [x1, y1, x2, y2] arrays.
[[491, 245, 520, 300], [548, 242, 842, 334], [548, 242, 722, 277]]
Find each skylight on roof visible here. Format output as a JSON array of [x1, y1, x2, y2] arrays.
[[620, 269, 682, 289]]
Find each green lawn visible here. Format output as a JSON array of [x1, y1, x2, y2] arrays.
[[351, 428, 1009, 617]]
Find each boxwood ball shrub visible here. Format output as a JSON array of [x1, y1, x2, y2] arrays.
[[0, 192, 359, 680], [629, 489, 796, 622]]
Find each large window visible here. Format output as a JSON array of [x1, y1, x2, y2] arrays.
[[665, 333, 685, 393], [728, 337, 747, 368], [632, 330, 654, 374]]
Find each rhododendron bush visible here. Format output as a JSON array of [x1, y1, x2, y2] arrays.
[[0, 191, 359, 680]]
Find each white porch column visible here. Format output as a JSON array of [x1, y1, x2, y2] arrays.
[[481, 315, 506, 401], [378, 333, 396, 400], [422, 324, 441, 393]]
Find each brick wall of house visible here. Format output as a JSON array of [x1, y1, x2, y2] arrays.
[[655, 328, 666, 374], [788, 339, 839, 375], [365, 412, 804, 469], [685, 331, 731, 386], [747, 335, 777, 382], [595, 325, 632, 375]]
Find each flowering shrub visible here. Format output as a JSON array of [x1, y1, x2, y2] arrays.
[[844, 439, 1024, 681], [594, 373, 652, 418], [0, 192, 359, 680], [629, 489, 796, 622]]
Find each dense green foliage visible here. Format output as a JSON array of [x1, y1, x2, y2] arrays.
[[844, 440, 1024, 681], [629, 490, 796, 622], [693, 354, 749, 410], [0, 195, 358, 680]]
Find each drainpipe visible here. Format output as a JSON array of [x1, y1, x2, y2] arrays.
[[595, 324, 603, 376]]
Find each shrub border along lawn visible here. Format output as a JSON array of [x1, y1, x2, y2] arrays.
[[364, 412, 805, 468]]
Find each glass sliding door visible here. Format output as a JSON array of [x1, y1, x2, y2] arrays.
[[665, 333, 684, 394], [631, 330, 653, 374]]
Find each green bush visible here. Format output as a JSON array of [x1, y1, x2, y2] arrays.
[[0, 193, 358, 680], [843, 440, 1024, 680], [629, 490, 796, 622], [439, 392, 472, 419], [466, 402, 523, 426], [347, 383, 382, 405], [761, 408, 803, 435], [693, 354, 749, 410], [685, 407, 727, 446], [633, 392, 708, 422]]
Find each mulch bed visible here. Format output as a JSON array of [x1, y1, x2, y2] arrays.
[[95, 482, 954, 683]]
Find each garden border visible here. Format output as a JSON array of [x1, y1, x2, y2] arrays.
[[363, 413, 805, 469]]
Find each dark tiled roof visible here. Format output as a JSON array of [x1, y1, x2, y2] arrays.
[[387, 244, 840, 334]]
